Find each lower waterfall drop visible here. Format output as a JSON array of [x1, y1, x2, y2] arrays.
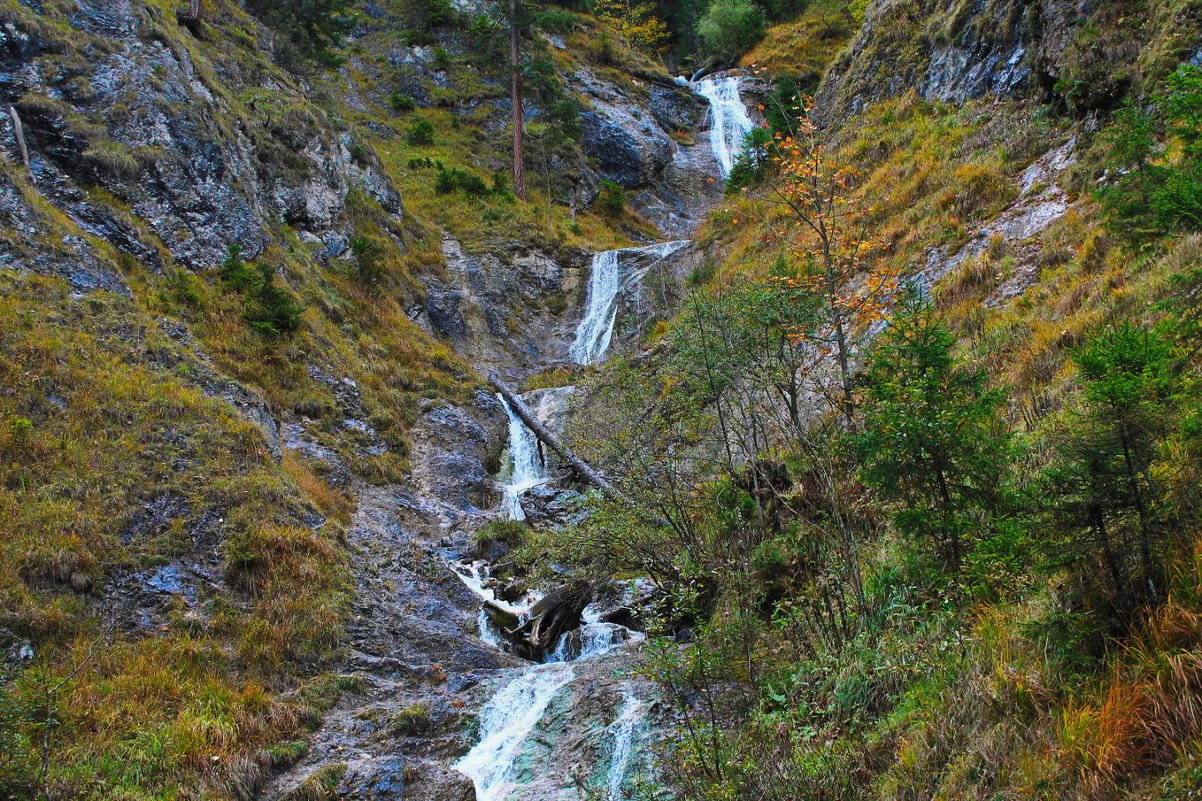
[[454, 662, 577, 801]]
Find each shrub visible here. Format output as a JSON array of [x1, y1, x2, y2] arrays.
[[597, 179, 628, 214], [532, 6, 583, 33], [165, 269, 202, 307], [389, 702, 432, 736], [407, 119, 435, 147], [697, 0, 765, 63], [389, 91, 416, 112], [244, 269, 302, 336], [471, 520, 528, 560], [490, 171, 509, 196], [1098, 64, 1202, 237], [350, 235, 386, 285], [410, 0, 459, 27], [218, 245, 262, 292], [431, 46, 452, 72], [434, 167, 490, 197], [245, 0, 352, 66], [220, 248, 303, 336], [725, 128, 773, 194]]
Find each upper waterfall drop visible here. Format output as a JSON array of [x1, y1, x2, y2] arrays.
[[695, 75, 757, 179]]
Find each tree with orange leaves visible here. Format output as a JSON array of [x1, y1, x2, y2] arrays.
[[760, 97, 900, 429]]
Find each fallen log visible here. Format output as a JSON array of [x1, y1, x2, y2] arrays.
[[488, 373, 627, 502]]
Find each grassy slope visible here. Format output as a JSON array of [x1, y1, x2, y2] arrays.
[[623, 2, 1202, 798]]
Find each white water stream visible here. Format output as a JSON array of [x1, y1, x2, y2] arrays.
[[570, 241, 690, 365], [695, 75, 757, 179], [497, 388, 573, 520], [453, 74, 754, 801]]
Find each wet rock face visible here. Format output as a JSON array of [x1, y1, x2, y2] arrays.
[[415, 235, 587, 381]]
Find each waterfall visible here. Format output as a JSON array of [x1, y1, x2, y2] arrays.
[[570, 241, 690, 366], [450, 68, 758, 801], [497, 388, 573, 520], [695, 75, 756, 179], [454, 661, 577, 801], [570, 249, 622, 365], [498, 394, 544, 521], [605, 683, 646, 801]]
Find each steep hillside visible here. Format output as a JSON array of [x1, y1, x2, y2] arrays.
[[3, 0, 1202, 800]]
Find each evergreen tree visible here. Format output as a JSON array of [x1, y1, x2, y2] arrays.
[[1047, 324, 1177, 603], [854, 295, 1010, 569]]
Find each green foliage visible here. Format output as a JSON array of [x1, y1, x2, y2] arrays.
[[854, 295, 1011, 570], [725, 127, 773, 194], [389, 91, 417, 112], [245, 0, 353, 67], [471, 520, 528, 559], [697, 0, 765, 62], [434, 166, 492, 197], [532, 6, 584, 33], [0, 675, 34, 798], [407, 0, 460, 27], [590, 0, 670, 53], [764, 75, 805, 133], [350, 235, 386, 285], [389, 702, 432, 736], [431, 46, 453, 72], [244, 269, 303, 336], [165, 269, 202, 308], [219, 247, 303, 336], [218, 245, 262, 292], [407, 118, 436, 147], [596, 179, 628, 214], [1043, 323, 1177, 606], [1099, 64, 1202, 237]]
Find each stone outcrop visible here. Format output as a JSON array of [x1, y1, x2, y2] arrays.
[[816, 0, 1095, 121]]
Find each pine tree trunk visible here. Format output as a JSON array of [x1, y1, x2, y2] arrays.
[[510, 0, 527, 201]]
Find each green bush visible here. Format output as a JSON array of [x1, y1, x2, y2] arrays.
[[725, 127, 773, 194], [389, 91, 416, 112], [218, 245, 262, 292], [0, 676, 34, 799], [533, 7, 583, 33], [697, 0, 765, 63], [350, 235, 386, 285], [219, 247, 303, 336], [244, 265, 303, 336], [597, 179, 628, 214], [434, 167, 491, 197], [245, 0, 352, 66], [1098, 64, 1202, 237], [431, 46, 453, 72], [408, 0, 459, 27], [389, 702, 432, 736], [407, 119, 435, 147]]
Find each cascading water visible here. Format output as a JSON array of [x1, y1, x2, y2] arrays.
[[695, 75, 757, 179], [451, 70, 756, 801], [455, 661, 577, 801], [497, 388, 573, 520], [570, 241, 690, 366], [605, 683, 647, 801], [569, 249, 622, 365]]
